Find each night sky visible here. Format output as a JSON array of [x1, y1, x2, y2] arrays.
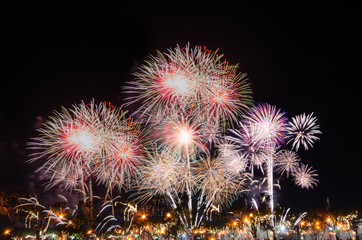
[[0, 2, 360, 212]]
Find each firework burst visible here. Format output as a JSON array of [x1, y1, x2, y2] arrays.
[[274, 150, 301, 177], [287, 112, 322, 151], [28, 100, 145, 192], [224, 122, 269, 175], [28, 103, 101, 175], [136, 148, 191, 202], [292, 164, 318, 189], [193, 155, 246, 207], [158, 116, 206, 157], [244, 103, 288, 148], [124, 44, 252, 129]]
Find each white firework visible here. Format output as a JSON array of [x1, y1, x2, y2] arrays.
[[287, 112, 322, 151], [274, 150, 301, 177], [292, 164, 318, 190], [220, 151, 248, 176]]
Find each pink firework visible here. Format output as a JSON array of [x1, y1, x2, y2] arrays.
[[202, 72, 252, 128], [159, 117, 206, 157], [244, 103, 288, 147], [124, 44, 252, 128], [29, 101, 145, 192]]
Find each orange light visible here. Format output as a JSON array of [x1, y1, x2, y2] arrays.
[[4, 230, 10, 235], [166, 213, 171, 218], [59, 214, 64, 219], [249, 213, 253, 217], [327, 217, 331, 222], [87, 230, 93, 235], [141, 214, 146, 219]]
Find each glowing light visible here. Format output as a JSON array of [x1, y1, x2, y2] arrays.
[[69, 130, 97, 151], [160, 118, 204, 156], [166, 212, 171, 218], [164, 73, 193, 96], [141, 214, 146, 219], [179, 128, 192, 143]]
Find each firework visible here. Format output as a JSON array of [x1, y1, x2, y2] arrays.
[[244, 103, 288, 148], [287, 112, 322, 151], [292, 164, 318, 189], [136, 148, 190, 202], [28, 103, 101, 175], [194, 155, 248, 207], [219, 151, 249, 176], [42, 162, 86, 192], [124, 44, 252, 129], [274, 150, 301, 177], [224, 122, 269, 175], [201, 72, 253, 128], [158, 116, 206, 157], [28, 100, 145, 193]]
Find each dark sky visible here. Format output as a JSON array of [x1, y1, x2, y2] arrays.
[[0, 2, 360, 212]]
